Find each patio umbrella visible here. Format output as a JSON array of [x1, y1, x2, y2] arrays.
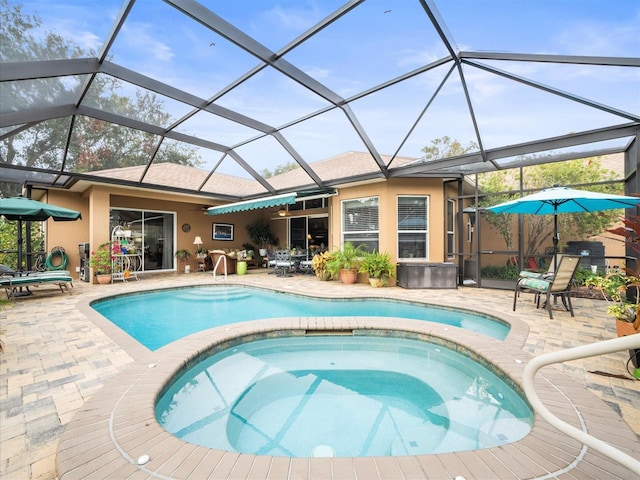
[[0, 196, 82, 271], [486, 186, 640, 271]]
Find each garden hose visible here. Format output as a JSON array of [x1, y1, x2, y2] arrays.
[[45, 246, 68, 270]]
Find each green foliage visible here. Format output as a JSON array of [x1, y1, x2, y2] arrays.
[[0, 0, 202, 197], [479, 157, 621, 255], [89, 242, 113, 275], [421, 136, 478, 161], [358, 250, 395, 283], [174, 249, 192, 260], [574, 267, 596, 286], [0, 218, 44, 270], [246, 219, 278, 247], [260, 162, 299, 179], [325, 242, 365, 277], [480, 264, 521, 281], [585, 273, 639, 323], [311, 251, 334, 280]]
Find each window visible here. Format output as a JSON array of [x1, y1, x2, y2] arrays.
[[447, 199, 455, 259], [397, 196, 428, 260], [110, 208, 175, 271], [342, 197, 379, 252]]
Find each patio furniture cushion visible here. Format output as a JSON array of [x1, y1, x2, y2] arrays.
[[1, 271, 74, 299], [513, 255, 581, 319]]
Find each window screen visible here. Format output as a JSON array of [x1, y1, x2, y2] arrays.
[[342, 197, 379, 252], [398, 196, 428, 260]]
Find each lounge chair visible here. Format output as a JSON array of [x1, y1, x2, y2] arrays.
[[513, 255, 581, 319], [1, 270, 74, 300]]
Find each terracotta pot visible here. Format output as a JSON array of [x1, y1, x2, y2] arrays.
[[95, 274, 112, 285], [616, 318, 639, 337], [340, 268, 357, 285]]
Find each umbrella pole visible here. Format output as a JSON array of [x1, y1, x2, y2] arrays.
[[17, 219, 23, 271], [553, 210, 559, 272]]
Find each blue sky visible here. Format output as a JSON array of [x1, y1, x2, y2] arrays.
[[16, 0, 640, 179]]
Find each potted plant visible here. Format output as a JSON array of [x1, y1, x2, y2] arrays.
[[586, 273, 639, 335], [325, 242, 365, 284], [311, 251, 333, 281], [359, 250, 395, 287], [89, 242, 113, 284], [174, 249, 192, 273], [246, 219, 278, 257]]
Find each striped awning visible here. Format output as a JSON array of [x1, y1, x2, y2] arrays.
[[207, 192, 297, 216]]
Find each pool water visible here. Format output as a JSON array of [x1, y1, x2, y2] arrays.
[[155, 335, 533, 457], [92, 286, 509, 350]]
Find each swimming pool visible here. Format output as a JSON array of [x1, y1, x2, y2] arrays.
[[155, 334, 532, 458], [92, 285, 509, 349]]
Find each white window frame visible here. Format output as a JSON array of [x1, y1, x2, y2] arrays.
[[397, 195, 429, 261], [341, 196, 379, 252], [447, 198, 455, 260]]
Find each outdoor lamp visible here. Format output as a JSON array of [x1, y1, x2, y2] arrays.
[[278, 207, 286, 217]]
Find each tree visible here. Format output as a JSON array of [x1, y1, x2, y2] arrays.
[[260, 161, 299, 179], [421, 136, 478, 161], [0, 0, 202, 198], [479, 157, 621, 256]]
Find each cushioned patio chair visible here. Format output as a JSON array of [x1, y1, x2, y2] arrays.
[[513, 255, 581, 319], [0, 270, 74, 300]]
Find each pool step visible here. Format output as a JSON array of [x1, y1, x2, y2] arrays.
[[175, 287, 252, 301]]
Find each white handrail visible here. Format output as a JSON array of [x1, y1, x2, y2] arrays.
[[212, 255, 227, 281], [523, 334, 640, 475]]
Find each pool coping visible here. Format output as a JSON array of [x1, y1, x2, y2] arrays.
[[57, 292, 640, 479]]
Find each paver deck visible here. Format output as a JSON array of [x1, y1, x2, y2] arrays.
[[1, 271, 638, 479]]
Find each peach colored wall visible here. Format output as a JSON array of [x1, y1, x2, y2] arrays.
[[44, 178, 460, 282], [329, 178, 449, 263]]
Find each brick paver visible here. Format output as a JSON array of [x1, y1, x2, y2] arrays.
[[1, 271, 638, 479]]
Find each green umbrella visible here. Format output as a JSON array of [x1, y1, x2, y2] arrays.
[[0, 196, 82, 270]]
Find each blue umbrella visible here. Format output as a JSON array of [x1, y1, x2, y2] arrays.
[[487, 186, 640, 271]]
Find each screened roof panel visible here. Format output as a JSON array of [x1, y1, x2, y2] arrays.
[[1, 0, 638, 200], [474, 60, 640, 118], [0, 76, 87, 114], [199, 0, 346, 52], [465, 65, 633, 150], [174, 109, 263, 148], [108, 0, 261, 99], [439, 0, 640, 57], [214, 66, 332, 128], [282, 0, 448, 95], [82, 74, 197, 128]]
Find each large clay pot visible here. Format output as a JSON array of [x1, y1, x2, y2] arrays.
[[96, 274, 112, 285], [369, 277, 384, 288], [340, 268, 357, 285], [616, 318, 639, 337]]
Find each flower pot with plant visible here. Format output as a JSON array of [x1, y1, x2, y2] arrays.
[[311, 251, 334, 280], [246, 219, 278, 257], [359, 250, 395, 287], [174, 249, 192, 272], [325, 242, 365, 285], [586, 207, 640, 372], [89, 242, 113, 284]]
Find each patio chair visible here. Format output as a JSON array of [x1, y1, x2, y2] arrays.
[[274, 250, 294, 277], [518, 254, 563, 281], [513, 255, 581, 319], [1, 270, 74, 300]]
